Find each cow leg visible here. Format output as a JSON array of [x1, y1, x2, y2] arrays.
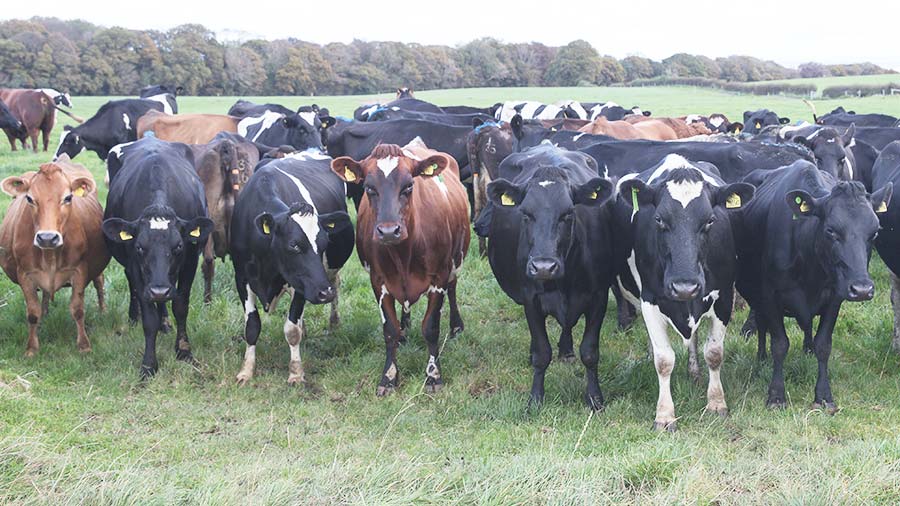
[[41, 289, 50, 315], [29, 131, 38, 152], [399, 302, 411, 344], [765, 309, 790, 409], [798, 315, 814, 354], [202, 241, 215, 304], [704, 316, 728, 417], [285, 290, 306, 385], [172, 257, 198, 363], [756, 317, 769, 361], [139, 298, 162, 378], [422, 289, 445, 393], [687, 333, 701, 384], [524, 301, 551, 409], [41, 125, 50, 152], [376, 286, 402, 397], [327, 268, 340, 329], [891, 273, 900, 353], [612, 284, 635, 330], [236, 281, 260, 385], [740, 308, 758, 338], [5, 131, 16, 151], [124, 265, 141, 323], [581, 296, 608, 411], [93, 275, 106, 313], [558, 324, 576, 363], [69, 274, 91, 353], [641, 301, 677, 432], [21, 277, 42, 357], [812, 302, 841, 414], [447, 279, 464, 338], [473, 173, 488, 256]]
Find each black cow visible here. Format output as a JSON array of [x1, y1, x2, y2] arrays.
[[870, 141, 900, 352], [743, 109, 790, 135], [441, 104, 497, 116], [354, 98, 443, 121], [230, 151, 353, 385], [0, 97, 25, 138], [367, 107, 492, 126], [139, 85, 181, 114], [614, 154, 754, 431], [54, 99, 165, 161], [101, 137, 213, 378], [484, 143, 615, 410], [791, 125, 857, 180], [817, 106, 897, 127], [735, 160, 891, 413]]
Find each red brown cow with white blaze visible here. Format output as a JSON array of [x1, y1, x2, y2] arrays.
[[0, 156, 109, 356], [332, 139, 470, 395]]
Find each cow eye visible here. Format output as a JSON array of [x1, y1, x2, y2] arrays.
[[173, 242, 183, 254], [703, 215, 716, 231], [655, 215, 667, 230], [63, 194, 73, 204], [825, 227, 839, 240], [291, 242, 303, 253], [25, 195, 34, 205], [365, 186, 378, 196], [401, 184, 413, 196]]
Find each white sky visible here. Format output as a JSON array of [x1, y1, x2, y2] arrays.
[[4, 0, 899, 70]]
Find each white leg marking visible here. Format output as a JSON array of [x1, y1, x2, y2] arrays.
[[426, 354, 440, 379], [284, 304, 305, 385], [705, 316, 727, 414], [236, 344, 256, 384], [642, 301, 676, 427]]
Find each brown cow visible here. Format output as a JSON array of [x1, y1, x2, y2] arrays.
[[540, 118, 591, 131], [626, 115, 713, 138], [0, 88, 56, 152], [332, 139, 470, 396], [137, 110, 240, 144], [190, 132, 259, 303], [577, 117, 645, 139], [0, 156, 109, 356]]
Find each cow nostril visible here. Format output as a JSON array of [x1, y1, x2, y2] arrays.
[[671, 282, 701, 300], [317, 286, 335, 302], [148, 286, 172, 300]]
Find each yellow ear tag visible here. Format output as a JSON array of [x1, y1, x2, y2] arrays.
[[735, 127, 742, 134], [262, 221, 271, 235], [326, 222, 336, 228], [190, 227, 201, 238], [73, 187, 85, 197], [795, 196, 810, 213], [725, 193, 741, 209], [501, 193, 515, 206], [119, 230, 133, 241], [589, 190, 598, 200], [343, 166, 355, 181], [422, 163, 437, 176], [877, 201, 888, 213], [755, 122, 761, 129]]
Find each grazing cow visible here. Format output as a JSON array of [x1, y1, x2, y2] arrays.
[[816, 106, 897, 128], [614, 154, 754, 431], [228, 100, 336, 135], [139, 84, 181, 114], [54, 98, 165, 161], [735, 160, 891, 413], [0, 157, 109, 356], [869, 141, 900, 352], [0, 98, 25, 139], [482, 143, 614, 408], [102, 137, 213, 378], [35, 88, 72, 108], [540, 118, 592, 131], [742, 109, 790, 135], [331, 140, 470, 396], [495, 101, 566, 122], [353, 97, 445, 120], [0, 88, 57, 152], [560, 101, 648, 121], [230, 150, 354, 385]]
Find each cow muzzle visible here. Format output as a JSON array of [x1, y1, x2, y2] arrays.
[[847, 280, 875, 301], [527, 257, 563, 281], [147, 285, 174, 302], [34, 231, 63, 250], [667, 281, 702, 301], [374, 222, 406, 245], [314, 285, 336, 304]]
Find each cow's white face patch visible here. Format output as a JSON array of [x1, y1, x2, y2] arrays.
[[666, 180, 704, 208], [291, 212, 320, 254], [145, 94, 174, 115], [685, 114, 702, 124], [538, 180, 555, 187], [238, 111, 283, 142], [361, 104, 379, 119], [573, 133, 586, 141], [298, 111, 316, 127], [709, 116, 725, 128], [58, 130, 71, 150], [377, 156, 399, 176], [122, 113, 131, 131], [149, 217, 170, 230]]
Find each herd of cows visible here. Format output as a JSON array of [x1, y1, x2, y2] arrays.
[[3, 85, 900, 431]]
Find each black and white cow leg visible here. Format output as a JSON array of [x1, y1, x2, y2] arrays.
[[422, 289, 445, 393], [236, 281, 260, 385], [139, 298, 162, 380], [811, 302, 841, 415], [525, 301, 552, 410], [580, 297, 608, 411], [285, 289, 306, 385], [687, 333, 701, 384], [704, 315, 728, 417], [377, 286, 402, 397], [327, 268, 341, 329], [448, 279, 464, 339], [891, 273, 900, 353], [642, 301, 677, 432], [611, 284, 636, 331]]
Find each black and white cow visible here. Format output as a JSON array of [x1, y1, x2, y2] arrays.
[[742, 109, 790, 135], [495, 101, 566, 122], [139, 85, 180, 115], [684, 113, 737, 134], [484, 143, 615, 410], [101, 137, 213, 378], [441, 104, 498, 116], [560, 101, 648, 121], [54, 99, 165, 161], [790, 125, 857, 181], [230, 151, 353, 385], [817, 106, 897, 128], [229, 100, 333, 152], [735, 160, 891, 413], [614, 154, 754, 431], [869, 141, 900, 352], [34, 88, 73, 108]]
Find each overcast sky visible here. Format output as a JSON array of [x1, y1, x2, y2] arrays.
[[4, 0, 898, 70]]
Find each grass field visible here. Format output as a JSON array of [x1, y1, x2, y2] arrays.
[[2, 87, 900, 504]]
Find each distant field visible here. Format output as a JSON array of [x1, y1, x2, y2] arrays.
[[764, 73, 900, 92], [2, 88, 900, 504]]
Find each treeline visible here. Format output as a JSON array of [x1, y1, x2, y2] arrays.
[[628, 77, 816, 97], [0, 18, 894, 96]]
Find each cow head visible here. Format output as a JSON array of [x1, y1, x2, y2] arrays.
[[743, 109, 790, 135], [102, 206, 213, 302], [793, 125, 856, 180], [786, 180, 892, 301], [397, 87, 414, 99], [468, 119, 512, 181], [54, 93, 73, 108], [253, 201, 350, 303], [284, 111, 325, 151], [620, 158, 754, 301], [487, 167, 613, 281], [2, 159, 96, 250], [54, 126, 86, 161], [331, 144, 449, 246]]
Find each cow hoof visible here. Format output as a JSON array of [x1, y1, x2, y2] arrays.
[[811, 401, 839, 415], [584, 394, 605, 411], [706, 406, 729, 418], [235, 373, 252, 386], [287, 374, 305, 386], [376, 385, 396, 397], [558, 353, 577, 364], [140, 365, 158, 381], [160, 322, 172, 334], [175, 349, 194, 363], [330, 315, 341, 329], [652, 420, 677, 433], [740, 318, 757, 338], [450, 325, 464, 339], [766, 399, 786, 410], [616, 315, 634, 331], [757, 352, 768, 361], [398, 334, 408, 345], [78, 345, 92, 354], [424, 378, 443, 393], [24, 349, 37, 358]]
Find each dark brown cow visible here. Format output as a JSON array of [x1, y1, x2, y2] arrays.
[[0, 156, 109, 356], [0, 88, 56, 152], [332, 139, 470, 396], [137, 110, 240, 144], [190, 132, 259, 303]]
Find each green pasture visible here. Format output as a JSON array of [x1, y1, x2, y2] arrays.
[[1, 87, 900, 504]]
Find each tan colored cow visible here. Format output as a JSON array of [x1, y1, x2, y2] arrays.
[[137, 110, 240, 144]]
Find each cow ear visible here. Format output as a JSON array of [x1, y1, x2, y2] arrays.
[[63, 125, 73, 132], [715, 182, 755, 211], [70, 176, 95, 198], [871, 182, 893, 214], [510, 114, 524, 141], [487, 178, 525, 208], [793, 136, 812, 149], [102, 218, 138, 243], [318, 211, 351, 235], [728, 122, 743, 134], [320, 116, 336, 129], [743, 111, 752, 122], [642, 110, 652, 117], [573, 177, 614, 207], [473, 117, 485, 129], [413, 154, 450, 178], [255, 212, 275, 237], [619, 178, 654, 210], [1, 176, 30, 197], [785, 190, 817, 217], [181, 217, 213, 244], [779, 117, 791, 125], [331, 157, 364, 184], [842, 124, 855, 146]]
